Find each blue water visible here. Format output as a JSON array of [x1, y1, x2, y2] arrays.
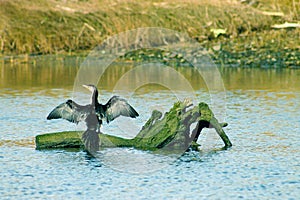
[[0, 67, 300, 199]]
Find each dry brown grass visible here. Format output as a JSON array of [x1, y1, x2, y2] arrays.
[[0, 0, 299, 55]]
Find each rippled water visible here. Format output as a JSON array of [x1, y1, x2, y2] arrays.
[[0, 58, 299, 199]]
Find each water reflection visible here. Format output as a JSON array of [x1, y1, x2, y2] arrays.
[[1, 56, 299, 92], [221, 68, 300, 91], [0, 56, 81, 90]]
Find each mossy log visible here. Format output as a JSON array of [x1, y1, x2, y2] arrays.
[[36, 100, 232, 151]]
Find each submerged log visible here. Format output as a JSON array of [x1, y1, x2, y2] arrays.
[[36, 100, 231, 151]]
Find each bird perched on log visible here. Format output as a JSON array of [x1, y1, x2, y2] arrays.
[[47, 84, 139, 152]]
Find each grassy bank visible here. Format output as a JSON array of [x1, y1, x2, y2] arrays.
[[0, 0, 299, 67]]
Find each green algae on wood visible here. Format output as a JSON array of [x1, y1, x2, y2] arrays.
[[36, 131, 83, 149], [36, 131, 134, 150], [36, 101, 232, 151]]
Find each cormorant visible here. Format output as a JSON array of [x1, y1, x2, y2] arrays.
[[82, 84, 139, 129], [47, 97, 100, 152], [47, 84, 139, 152]]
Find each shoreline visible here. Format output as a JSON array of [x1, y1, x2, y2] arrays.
[[0, 0, 299, 68]]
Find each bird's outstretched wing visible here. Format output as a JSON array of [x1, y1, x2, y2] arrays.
[[104, 96, 139, 123], [47, 100, 88, 124]]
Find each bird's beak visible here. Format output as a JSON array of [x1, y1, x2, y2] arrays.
[[82, 84, 93, 92]]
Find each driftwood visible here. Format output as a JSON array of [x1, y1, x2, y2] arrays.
[[36, 100, 232, 152]]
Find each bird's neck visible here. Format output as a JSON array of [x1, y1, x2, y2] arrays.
[[91, 89, 99, 106]]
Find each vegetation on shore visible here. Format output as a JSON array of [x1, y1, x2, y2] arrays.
[[0, 0, 299, 67]]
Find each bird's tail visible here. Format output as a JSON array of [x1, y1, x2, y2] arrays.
[[82, 130, 100, 153]]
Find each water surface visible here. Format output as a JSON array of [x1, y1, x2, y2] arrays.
[[0, 57, 299, 199]]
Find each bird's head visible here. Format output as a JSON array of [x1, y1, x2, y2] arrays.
[[82, 84, 97, 92]]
